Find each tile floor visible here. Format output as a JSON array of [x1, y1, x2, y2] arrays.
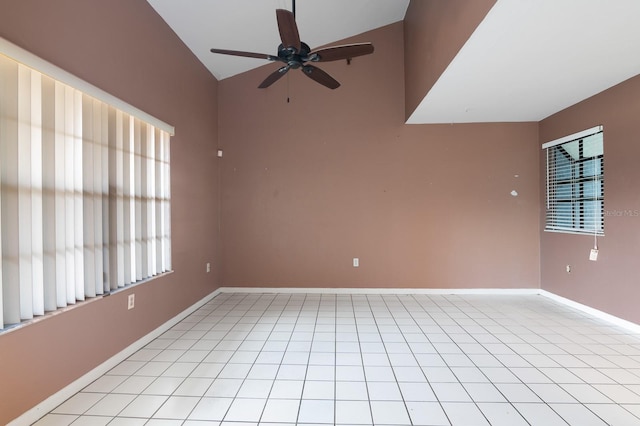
[[33, 292, 640, 425]]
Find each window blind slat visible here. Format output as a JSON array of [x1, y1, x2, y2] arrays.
[[122, 115, 132, 286], [134, 120, 143, 282], [73, 89, 84, 301], [93, 99, 108, 295], [82, 94, 96, 298], [18, 65, 35, 320]]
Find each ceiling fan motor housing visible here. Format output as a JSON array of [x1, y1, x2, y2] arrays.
[[278, 42, 312, 69]]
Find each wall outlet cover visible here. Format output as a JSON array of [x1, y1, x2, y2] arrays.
[[589, 249, 599, 261], [127, 294, 135, 310]]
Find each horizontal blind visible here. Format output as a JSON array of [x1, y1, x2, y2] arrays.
[[0, 51, 172, 330], [544, 127, 604, 235]]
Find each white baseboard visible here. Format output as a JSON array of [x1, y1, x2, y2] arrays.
[[10, 289, 221, 426], [217, 286, 541, 295], [539, 289, 640, 334]]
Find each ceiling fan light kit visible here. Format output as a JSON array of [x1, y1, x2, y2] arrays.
[[210, 3, 374, 89]]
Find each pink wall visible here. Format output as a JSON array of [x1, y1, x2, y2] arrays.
[[0, 0, 219, 423], [403, 0, 496, 120], [540, 74, 640, 324], [219, 22, 540, 290]]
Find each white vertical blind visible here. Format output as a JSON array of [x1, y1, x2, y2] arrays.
[[0, 48, 173, 330]]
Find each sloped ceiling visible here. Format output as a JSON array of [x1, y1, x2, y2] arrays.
[[148, 0, 640, 124]]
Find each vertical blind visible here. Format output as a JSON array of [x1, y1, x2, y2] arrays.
[[543, 126, 604, 235], [0, 51, 172, 330]]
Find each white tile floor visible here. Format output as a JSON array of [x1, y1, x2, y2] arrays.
[[33, 292, 640, 425]]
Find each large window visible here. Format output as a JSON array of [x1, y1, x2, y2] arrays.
[[543, 126, 603, 235], [0, 40, 173, 330]]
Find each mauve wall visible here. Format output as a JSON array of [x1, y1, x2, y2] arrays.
[[0, 0, 219, 423], [403, 0, 495, 120], [219, 22, 540, 289], [540, 74, 640, 324]]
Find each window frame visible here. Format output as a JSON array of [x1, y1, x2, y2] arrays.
[[543, 126, 604, 236]]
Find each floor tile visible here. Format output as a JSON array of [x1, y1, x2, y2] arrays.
[[335, 400, 372, 425], [153, 396, 200, 420], [364, 366, 396, 381], [33, 414, 79, 425], [370, 400, 411, 424], [476, 402, 528, 426], [550, 403, 609, 426], [336, 381, 369, 400], [560, 383, 613, 403], [260, 398, 300, 423], [188, 397, 232, 421], [513, 402, 574, 425], [462, 383, 506, 403], [367, 381, 403, 401], [118, 394, 168, 418], [431, 382, 472, 402], [82, 375, 127, 393], [297, 399, 334, 424], [584, 404, 640, 426], [205, 378, 243, 397], [422, 367, 458, 383], [84, 394, 136, 416], [270, 380, 304, 399], [237, 379, 273, 398], [52, 393, 105, 415], [223, 397, 267, 422], [174, 377, 214, 396], [405, 401, 449, 425], [441, 402, 490, 425], [142, 377, 184, 395], [247, 364, 279, 380], [593, 383, 640, 403], [303, 380, 335, 399], [336, 365, 365, 381], [306, 365, 335, 381], [112, 376, 155, 394]]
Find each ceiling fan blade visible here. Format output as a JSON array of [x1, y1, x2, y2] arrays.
[[301, 65, 340, 90], [308, 43, 375, 62], [276, 9, 301, 53], [258, 66, 290, 88], [210, 48, 277, 61]]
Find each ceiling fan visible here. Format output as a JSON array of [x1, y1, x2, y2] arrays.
[[210, 0, 374, 90]]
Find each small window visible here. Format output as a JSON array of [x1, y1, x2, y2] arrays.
[[543, 126, 604, 235]]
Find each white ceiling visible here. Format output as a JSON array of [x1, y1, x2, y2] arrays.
[[148, 0, 640, 124], [146, 0, 409, 80], [408, 0, 640, 124]]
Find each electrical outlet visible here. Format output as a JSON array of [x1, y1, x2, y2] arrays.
[[566, 265, 571, 274], [206, 262, 211, 273], [128, 294, 135, 310], [589, 249, 599, 261], [353, 258, 359, 268]]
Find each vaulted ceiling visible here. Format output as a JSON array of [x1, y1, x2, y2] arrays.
[[148, 0, 640, 124]]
